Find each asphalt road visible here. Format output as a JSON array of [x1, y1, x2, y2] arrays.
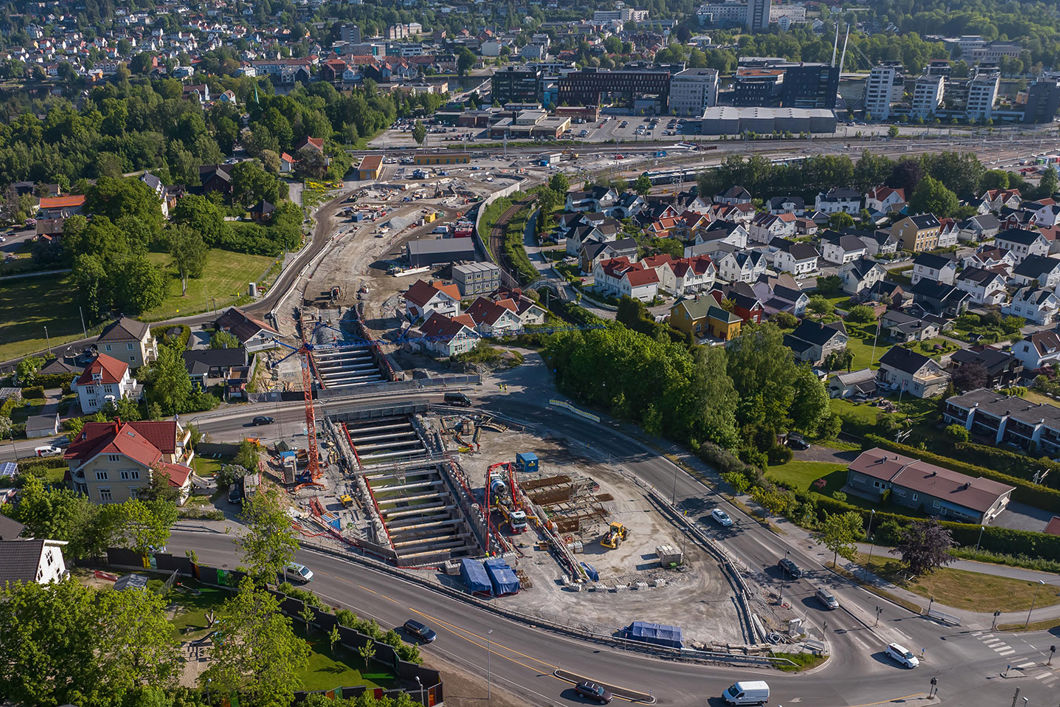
[[164, 395, 1060, 706]]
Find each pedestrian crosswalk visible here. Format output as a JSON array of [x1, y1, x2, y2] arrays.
[[971, 631, 1058, 686]]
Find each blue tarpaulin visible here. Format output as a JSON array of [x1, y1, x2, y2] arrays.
[[483, 557, 520, 596], [460, 558, 493, 596], [580, 561, 599, 582], [626, 621, 683, 649]]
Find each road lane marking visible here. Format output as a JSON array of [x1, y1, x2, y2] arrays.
[[850, 692, 927, 707], [1017, 661, 1036, 668], [407, 607, 557, 672], [997, 649, 1016, 656]]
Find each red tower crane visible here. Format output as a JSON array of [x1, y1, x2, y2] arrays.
[[274, 340, 321, 483]]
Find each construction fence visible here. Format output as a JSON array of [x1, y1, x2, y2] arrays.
[[103, 548, 444, 706]]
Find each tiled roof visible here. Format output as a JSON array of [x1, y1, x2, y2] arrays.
[[214, 307, 277, 343], [0, 540, 46, 583], [38, 195, 85, 209], [76, 353, 128, 386], [97, 316, 150, 343]]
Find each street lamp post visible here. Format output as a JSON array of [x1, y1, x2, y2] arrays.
[[1025, 580, 1047, 628], [486, 628, 493, 704], [415, 676, 423, 706], [975, 525, 985, 553], [866, 509, 877, 564]]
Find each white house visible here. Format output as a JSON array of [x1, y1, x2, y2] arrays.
[[1012, 331, 1060, 371], [995, 228, 1050, 264], [978, 188, 1022, 213], [74, 354, 140, 414], [748, 212, 796, 244], [911, 253, 957, 286], [403, 280, 462, 320], [770, 238, 820, 276], [464, 297, 524, 336], [864, 185, 906, 214], [1004, 287, 1060, 325], [955, 267, 1008, 306], [815, 187, 862, 215], [1011, 254, 1060, 290], [767, 196, 805, 215], [593, 257, 660, 302], [958, 214, 1002, 242], [1031, 204, 1060, 229], [416, 312, 481, 357], [213, 308, 281, 353], [650, 255, 716, 296], [936, 218, 960, 248], [838, 258, 887, 296], [716, 250, 767, 283], [818, 231, 868, 265], [963, 245, 1016, 273], [695, 221, 748, 249]]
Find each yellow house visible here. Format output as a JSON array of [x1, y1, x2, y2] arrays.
[[669, 297, 713, 338], [707, 305, 743, 340], [891, 214, 941, 252]]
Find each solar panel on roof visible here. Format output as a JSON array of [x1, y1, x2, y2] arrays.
[[0, 462, 16, 478]]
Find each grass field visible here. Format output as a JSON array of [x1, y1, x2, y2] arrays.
[[142, 249, 274, 320], [830, 398, 880, 425], [1021, 389, 1060, 409], [0, 273, 88, 361], [857, 554, 1060, 613], [766, 460, 848, 493]]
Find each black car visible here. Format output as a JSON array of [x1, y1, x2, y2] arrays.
[[787, 433, 810, 450], [574, 681, 612, 704], [227, 480, 243, 505], [403, 619, 437, 644], [250, 416, 274, 426], [779, 557, 803, 579], [443, 392, 472, 407]]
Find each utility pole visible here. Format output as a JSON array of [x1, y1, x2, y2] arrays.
[[44, 325, 50, 350], [1026, 580, 1047, 628], [486, 628, 493, 705], [79, 306, 87, 338], [875, 605, 882, 627], [975, 525, 985, 553]]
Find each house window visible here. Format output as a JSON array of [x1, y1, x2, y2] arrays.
[[95, 470, 108, 481], [99, 488, 112, 502], [104, 344, 112, 351], [911, 493, 919, 501], [85, 386, 95, 395], [127, 343, 134, 350], [120, 469, 140, 481], [108, 455, 120, 462]]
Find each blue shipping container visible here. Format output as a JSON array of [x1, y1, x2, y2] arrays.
[[515, 452, 539, 473]]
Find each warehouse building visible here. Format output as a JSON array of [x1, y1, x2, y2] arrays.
[[407, 238, 478, 267], [356, 155, 383, 180], [700, 106, 836, 135], [413, 152, 471, 165]]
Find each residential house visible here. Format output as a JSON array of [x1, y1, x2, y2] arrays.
[[876, 346, 950, 398], [944, 388, 1060, 456], [995, 228, 1050, 264], [695, 220, 748, 249], [669, 296, 714, 339], [655, 256, 716, 296], [182, 348, 250, 390], [96, 316, 157, 370], [464, 297, 524, 336], [415, 312, 481, 357], [881, 309, 942, 343], [715, 202, 756, 226], [963, 245, 1016, 273], [909, 279, 970, 317], [0, 539, 68, 585], [198, 164, 232, 196], [770, 238, 820, 276], [593, 257, 660, 302], [829, 368, 878, 399], [579, 238, 638, 273], [814, 187, 862, 215], [714, 186, 751, 205], [911, 253, 957, 286], [748, 212, 796, 244], [706, 306, 743, 341], [64, 419, 194, 505], [1031, 203, 1060, 229], [139, 172, 169, 218], [838, 258, 887, 296], [488, 289, 546, 326], [795, 217, 819, 237], [948, 348, 1023, 388], [767, 196, 805, 215], [74, 354, 140, 414], [955, 267, 1008, 306], [864, 185, 906, 215], [978, 188, 1022, 213], [565, 186, 618, 212], [753, 273, 809, 316], [279, 152, 297, 174], [858, 228, 900, 257], [249, 200, 275, 223], [784, 320, 848, 366], [1011, 254, 1060, 290], [845, 447, 1013, 524], [1012, 331, 1060, 371], [37, 195, 85, 219], [611, 192, 646, 219], [958, 213, 1002, 242], [864, 281, 908, 308], [1004, 287, 1060, 325], [403, 279, 462, 320], [213, 308, 280, 353], [26, 413, 60, 439], [892, 214, 942, 252], [715, 250, 767, 283], [818, 230, 868, 265], [709, 283, 764, 324], [936, 218, 960, 248]]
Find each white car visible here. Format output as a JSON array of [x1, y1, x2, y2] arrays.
[[285, 562, 314, 583], [886, 643, 919, 668], [711, 508, 734, 527], [34, 445, 62, 457]]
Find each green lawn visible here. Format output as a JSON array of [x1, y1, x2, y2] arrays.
[[0, 273, 87, 361], [143, 249, 274, 320], [830, 397, 879, 425], [1021, 389, 1060, 409], [766, 460, 847, 493], [192, 455, 226, 477], [9, 397, 46, 423]]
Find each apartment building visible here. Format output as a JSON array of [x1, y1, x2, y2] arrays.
[[669, 68, 719, 116], [911, 74, 945, 118], [864, 63, 904, 120], [967, 70, 1000, 121]]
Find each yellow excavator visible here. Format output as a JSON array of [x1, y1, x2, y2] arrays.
[[600, 522, 629, 549]]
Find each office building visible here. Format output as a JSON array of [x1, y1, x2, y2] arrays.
[[779, 63, 839, 110], [491, 66, 541, 105], [669, 68, 719, 116], [733, 71, 782, 106], [557, 68, 672, 107], [748, 0, 772, 31], [1024, 73, 1060, 124], [911, 74, 945, 118], [340, 24, 361, 43], [865, 63, 903, 120], [700, 106, 836, 135], [696, 1, 752, 27], [967, 69, 1000, 121]]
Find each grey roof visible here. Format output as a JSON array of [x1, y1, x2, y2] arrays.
[[997, 228, 1045, 246], [24, 414, 58, 434], [788, 319, 845, 346], [182, 347, 248, 374], [908, 213, 941, 230], [947, 388, 1060, 430], [97, 316, 150, 343], [956, 266, 1003, 285], [768, 195, 805, 210], [0, 515, 25, 541], [1013, 254, 1060, 279], [878, 346, 934, 375], [406, 238, 477, 256], [913, 253, 954, 270], [0, 540, 45, 584], [39, 359, 79, 375], [822, 187, 860, 200], [949, 348, 1019, 376]]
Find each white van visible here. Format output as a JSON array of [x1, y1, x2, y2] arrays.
[[722, 680, 770, 705]]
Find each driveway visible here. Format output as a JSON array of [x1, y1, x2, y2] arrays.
[[992, 500, 1053, 532]]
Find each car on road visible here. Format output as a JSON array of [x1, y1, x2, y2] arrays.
[[711, 508, 734, 527], [403, 619, 437, 643], [722, 680, 770, 705], [886, 643, 919, 668], [249, 416, 274, 426], [285, 562, 314, 583], [574, 681, 612, 704], [815, 587, 839, 609], [787, 433, 810, 450], [443, 392, 472, 407], [778, 557, 803, 578], [227, 481, 243, 505], [34, 445, 62, 457]]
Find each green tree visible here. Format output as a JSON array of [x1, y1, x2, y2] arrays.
[[15, 355, 45, 385], [456, 47, 476, 76], [171, 194, 228, 248], [328, 625, 341, 654], [145, 343, 193, 415], [238, 487, 299, 585], [819, 510, 864, 567], [95, 586, 183, 697], [84, 177, 164, 244], [909, 175, 959, 217], [299, 602, 316, 635], [210, 330, 241, 349], [633, 174, 652, 195], [548, 173, 569, 194], [412, 120, 426, 145], [771, 311, 799, 329], [234, 439, 261, 471], [828, 212, 855, 230], [888, 125, 900, 138], [114, 256, 166, 314], [200, 579, 310, 705], [138, 467, 182, 505], [807, 295, 834, 318], [1037, 168, 1058, 200], [72, 253, 110, 320], [846, 304, 875, 323], [891, 519, 955, 576], [230, 161, 288, 208], [118, 497, 177, 557], [945, 423, 970, 443], [168, 226, 207, 296]]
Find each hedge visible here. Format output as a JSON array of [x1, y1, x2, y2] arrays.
[[37, 373, 76, 390], [0, 397, 17, 418], [865, 434, 1060, 514], [20, 385, 45, 400], [955, 441, 1060, 490], [151, 324, 191, 351]]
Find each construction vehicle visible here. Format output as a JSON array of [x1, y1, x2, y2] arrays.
[[486, 462, 529, 534], [339, 494, 354, 508], [600, 522, 629, 549]]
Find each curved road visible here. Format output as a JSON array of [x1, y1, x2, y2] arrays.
[[167, 392, 1060, 706]]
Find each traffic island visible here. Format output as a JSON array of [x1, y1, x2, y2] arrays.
[[553, 668, 658, 703]]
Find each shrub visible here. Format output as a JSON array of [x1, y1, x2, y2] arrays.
[[945, 424, 970, 443], [20, 385, 45, 400], [152, 324, 191, 351], [767, 444, 793, 465]]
